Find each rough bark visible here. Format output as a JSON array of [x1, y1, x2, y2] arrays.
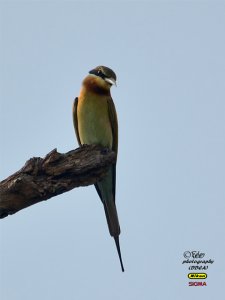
[[0, 145, 116, 219]]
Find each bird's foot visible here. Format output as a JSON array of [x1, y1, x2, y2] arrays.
[[101, 147, 111, 155], [81, 143, 88, 148]]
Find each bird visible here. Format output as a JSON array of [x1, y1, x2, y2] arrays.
[[73, 65, 124, 272]]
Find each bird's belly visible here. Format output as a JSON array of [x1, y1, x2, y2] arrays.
[[77, 98, 113, 148]]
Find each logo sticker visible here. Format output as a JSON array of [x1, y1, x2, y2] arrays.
[[189, 282, 207, 286], [188, 273, 207, 279]]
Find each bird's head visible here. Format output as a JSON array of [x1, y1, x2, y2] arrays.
[[89, 66, 117, 86], [82, 66, 117, 95]]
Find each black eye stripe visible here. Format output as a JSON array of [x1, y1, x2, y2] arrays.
[[97, 69, 104, 77], [89, 68, 106, 79], [89, 66, 116, 82]]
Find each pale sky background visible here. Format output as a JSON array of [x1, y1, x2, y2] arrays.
[[1, 1, 225, 299]]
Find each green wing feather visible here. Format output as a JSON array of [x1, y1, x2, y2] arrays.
[[72, 97, 81, 146], [107, 96, 118, 200], [107, 97, 118, 157]]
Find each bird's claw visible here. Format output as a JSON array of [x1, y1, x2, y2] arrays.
[[81, 143, 88, 148], [101, 147, 110, 155]]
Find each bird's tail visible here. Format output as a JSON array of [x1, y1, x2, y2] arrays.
[[95, 168, 125, 272], [103, 201, 125, 272], [103, 198, 120, 237], [114, 236, 125, 272]]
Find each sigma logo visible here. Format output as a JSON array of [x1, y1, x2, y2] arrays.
[[189, 282, 207, 286]]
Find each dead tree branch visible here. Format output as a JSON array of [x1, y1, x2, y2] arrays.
[[0, 145, 116, 219]]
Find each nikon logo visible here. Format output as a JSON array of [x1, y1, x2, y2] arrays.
[[188, 273, 207, 279]]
